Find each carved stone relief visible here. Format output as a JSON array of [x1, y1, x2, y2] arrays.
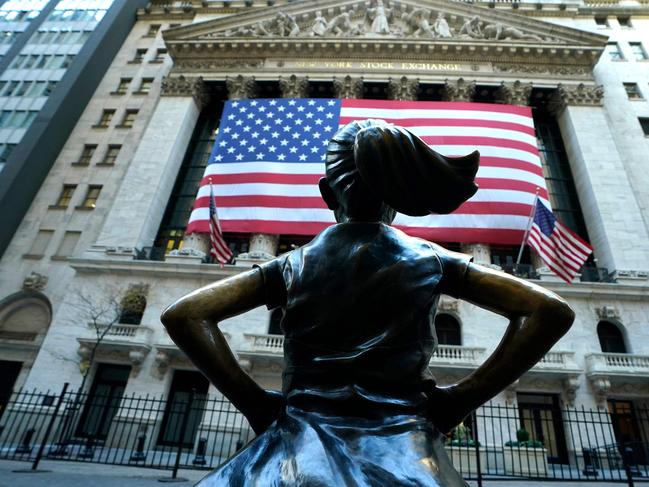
[[161, 75, 208, 108], [279, 75, 310, 98], [333, 75, 363, 99], [226, 75, 258, 100], [210, 3, 562, 43], [175, 59, 264, 71], [596, 305, 621, 321], [548, 83, 604, 115], [22, 272, 48, 292], [493, 64, 590, 76], [495, 81, 532, 106], [441, 78, 475, 102], [387, 76, 419, 101]]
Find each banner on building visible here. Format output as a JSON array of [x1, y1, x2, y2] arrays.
[[186, 98, 549, 245]]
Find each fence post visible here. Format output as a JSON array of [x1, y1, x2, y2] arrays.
[[159, 390, 194, 483], [472, 410, 483, 487], [31, 383, 69, 471], [622, 446, 636, 487]]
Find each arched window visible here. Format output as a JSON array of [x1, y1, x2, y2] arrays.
[[0, 292, 52, 342], [268, 308, 283, 336], [434, 313, 461, 346], [597, 321, 627, 353]]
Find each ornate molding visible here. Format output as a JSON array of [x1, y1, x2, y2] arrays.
[[278, 74, 310, 98], [161, 75, 208, 108], [333, 75, 363, 99], [174, 58, 264, 71], [595, 305, 620, 321], [548, 83, 604, 115], [226, 75, 258, 100], [441, 78, 475, 102], [563, 375, 580, 408], [22, 272, 48, 292], [504, 379, 520, 405], [387, 76, 419, 101], [495, 80, 533, 106], [438, 297, 459, 312], [493, 64, 591, 76], [590, 376, 611, 406]]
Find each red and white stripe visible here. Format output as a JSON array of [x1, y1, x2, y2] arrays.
[[528, 220, 592, 283], [188, 100, 548, 245], [209, 190, 233, 266]]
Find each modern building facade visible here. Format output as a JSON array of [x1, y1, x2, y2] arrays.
[[0, 0, 648, 471], [0, 0, 148, 257]]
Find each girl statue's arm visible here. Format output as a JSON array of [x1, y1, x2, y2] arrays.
[[429, 263, 575, 432], [160, 268, 283, 434]]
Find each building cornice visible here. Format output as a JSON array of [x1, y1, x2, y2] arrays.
[[69, 257, 649, 300]]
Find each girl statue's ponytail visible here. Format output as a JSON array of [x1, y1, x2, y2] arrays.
[[325, 119, 480, 218]]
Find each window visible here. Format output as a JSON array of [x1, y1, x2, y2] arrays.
[[101, 144, 121, 165], [268, 308, 283, 335], [53, 231, 81, 259], [26, 81, 47, 97], [607, 42, 623, 61], [0, 111, 12, 127], [639, 118, 649, 136], [118, 109, 138, 128], [76, 144, 96, 165], [79, 185, 101, 209], [617, 16, 631, 28], [630, 42, 647, 60], [23, 54, 39, 69], [151, 48, 167, 63], [3, 81, 20, 96], [54, 184, 76, 208], [94, 109, 114, 128], [25, 230, 54, 257], [0, 144, 16, 164], [434, 314, 461, 346], [35, 55, 48, 69], [169, 23, 181, 29], [136, 77, 154, 94], [43, 81, 57, 97], [624, 83, 642, 100], [9, 54, 27, 69], [594, 15, 608, 27], [113, 77, 131, 95], [597, 321, 627, 353], [14, 82, 28, 97], [130, 48, 147, 63], [146, 24, 161, 36]]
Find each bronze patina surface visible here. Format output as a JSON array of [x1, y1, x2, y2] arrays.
[[161, 120, 574, 486]]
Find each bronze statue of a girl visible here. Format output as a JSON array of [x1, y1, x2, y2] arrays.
[[161, 120, 574, 486]]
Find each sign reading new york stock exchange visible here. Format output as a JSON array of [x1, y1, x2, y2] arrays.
[[275, 59, 487, 73]]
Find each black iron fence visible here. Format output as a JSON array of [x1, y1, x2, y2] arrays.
[[0, 385, 647, 484]]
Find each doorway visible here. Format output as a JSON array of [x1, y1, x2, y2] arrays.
[[157, 370, 209, 447], [518, 393, 569, 464], [76, 363, 131, 440], [0, 360, 22, 417], [608, 399, 647, 464]]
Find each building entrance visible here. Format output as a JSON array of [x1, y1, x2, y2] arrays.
[[518, 393, 569, 464], [0, 360, 21, 417]]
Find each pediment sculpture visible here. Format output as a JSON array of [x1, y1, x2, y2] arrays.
[[211, 1, 559, 43]]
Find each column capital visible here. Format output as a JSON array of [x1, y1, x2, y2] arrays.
[[441, 78, 476, 102], [548, 83, 604, 115], [333, 75, 363, 99], [387, 76, 419, 101], [226, 74, 258, 100], [495, 80, 533, 106], [279, 74, 310, 98], [161, 75, 208, 108]]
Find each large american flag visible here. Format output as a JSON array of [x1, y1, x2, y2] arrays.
[[527, 199, 592, 283], [187, 98, 549, 245]]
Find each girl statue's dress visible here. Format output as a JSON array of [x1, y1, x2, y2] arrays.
[[161, 120, 575, 487], [199, 224, 471, 486]]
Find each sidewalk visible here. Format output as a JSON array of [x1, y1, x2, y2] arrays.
[[0, 459, 636, 486]]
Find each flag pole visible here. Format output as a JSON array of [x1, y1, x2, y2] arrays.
[[515, 189, 540, 266]]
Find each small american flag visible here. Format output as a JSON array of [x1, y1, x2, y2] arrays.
[[187, 98, 548, 245], [527, 199, 592, 283], [209, 183, 233, 266]]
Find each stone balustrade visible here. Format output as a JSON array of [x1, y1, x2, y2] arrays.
[[586, 352, 649, 377], [430, 345, 485, 367], [244, 333, 284, 354], [89, 323, 153, 343]]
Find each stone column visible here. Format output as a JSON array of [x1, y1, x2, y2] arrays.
[[461, 243, 491, 266], [494, 80, 533, 106], [387, 76, 419, 101], [549, 83, 649, 276], [441, 78, 476, 102], [90, 76, 206, 259], [333, 75, 363, 99], [278, 74, 309, 98]]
